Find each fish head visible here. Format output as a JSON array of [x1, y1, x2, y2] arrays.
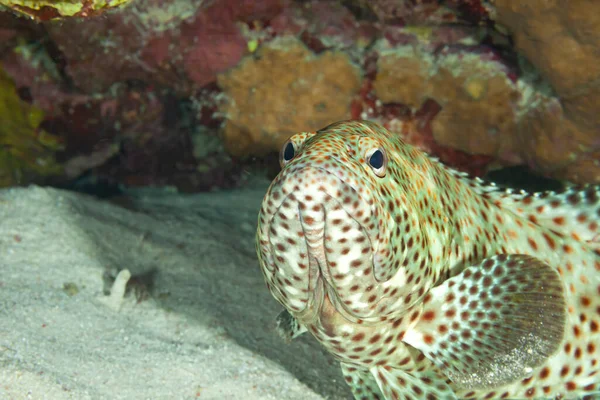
[[257, 120, 438, 324]]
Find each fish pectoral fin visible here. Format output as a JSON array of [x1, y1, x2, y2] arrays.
[[369, 365, 457, 400], [275, 309, 307, 343], [403, 254, 567, 390], [340, 362, 384, 399]]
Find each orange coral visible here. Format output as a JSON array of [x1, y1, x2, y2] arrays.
[[217, 36, 362, 156], [373, 46, 432, 109], [373, 42, 520, 159], [428, 53, 520, 157], [493, 0, 600, 183]]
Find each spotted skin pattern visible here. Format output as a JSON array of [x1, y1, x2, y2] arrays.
[[256, 120, 600, 400]]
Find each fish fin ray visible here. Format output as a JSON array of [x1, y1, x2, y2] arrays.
[[404, 254, 567, 390], [484, 185, 600, 245]]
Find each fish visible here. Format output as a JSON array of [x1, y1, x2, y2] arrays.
[[255, 120, 600, 399]]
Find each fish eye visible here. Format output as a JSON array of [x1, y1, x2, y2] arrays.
[[366, 148, 386, 177], [369, 150, 384, 168], [280, 140, 296, 167]]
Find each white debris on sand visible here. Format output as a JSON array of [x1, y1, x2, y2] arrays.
[[99, 268, 131, 312], [0, 184, 351, 400]]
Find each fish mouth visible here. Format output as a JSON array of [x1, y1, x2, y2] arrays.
[[296, 203, 369, 324], [262, 164, 383, 323]]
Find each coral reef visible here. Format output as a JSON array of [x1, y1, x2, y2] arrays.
[[348, 25, 507, 175], [268, 0, 378, 53], [373, 35, 520, 158], [444, 0, 494, 23], [0, 1, 258, 191], [217, 36, 362, 156], [0, 0, 598, 189], [352, 0, 452, 25]]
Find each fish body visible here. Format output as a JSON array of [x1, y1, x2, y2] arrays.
[[256, 120, 600, 399]]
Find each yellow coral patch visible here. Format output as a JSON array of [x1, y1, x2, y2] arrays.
[[0, 65, 63, 187], [1, 0, 132, 20]]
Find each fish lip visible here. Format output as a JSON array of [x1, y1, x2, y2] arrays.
[[294, 275, 325, 324], [296, 276, 373, 327], [325, 287, 374, 324], [294, 197, 378, 325]]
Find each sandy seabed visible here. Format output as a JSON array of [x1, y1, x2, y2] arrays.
[[0, 182, 351, 400]]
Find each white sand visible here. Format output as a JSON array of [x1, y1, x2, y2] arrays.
[[0, 184, 351, 400]]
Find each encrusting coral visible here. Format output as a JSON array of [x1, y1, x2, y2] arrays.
[[492, 0, 600, 183], [373, 36, 520, 159], [217, 36, 362, 156]]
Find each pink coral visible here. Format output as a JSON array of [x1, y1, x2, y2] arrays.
[[44, 0, 286, 95], [180, 5, 248, 88]]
